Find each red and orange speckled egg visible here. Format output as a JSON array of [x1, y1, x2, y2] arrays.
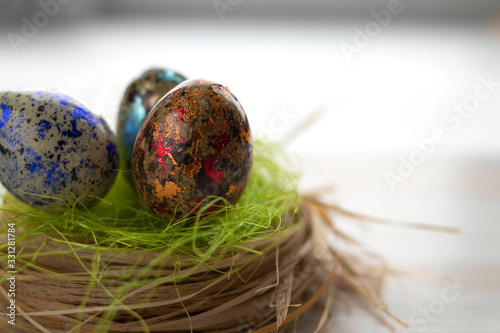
[[132, 79, 253, 221]]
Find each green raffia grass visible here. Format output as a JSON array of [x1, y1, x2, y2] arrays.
[[0, 140, 300, 254]]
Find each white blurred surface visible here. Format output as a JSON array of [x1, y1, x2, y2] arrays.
[[296, 152, 500, 332], [1, 16, 500, 155]]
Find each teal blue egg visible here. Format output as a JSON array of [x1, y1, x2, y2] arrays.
[[117, 68, 187, 170]]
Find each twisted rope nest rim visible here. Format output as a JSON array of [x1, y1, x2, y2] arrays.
[[0, 197, 408, 333]]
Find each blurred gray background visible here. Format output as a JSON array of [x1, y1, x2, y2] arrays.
[[1, 1, 500, 332], [1, 0, 499, 20]]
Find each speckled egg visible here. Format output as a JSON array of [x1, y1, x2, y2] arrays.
[[132, 79, 253, 221], [0, 90, 119, 209], [117, 68, 187, 170]]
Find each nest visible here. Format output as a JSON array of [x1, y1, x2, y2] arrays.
[[0, 194, 407, 333], [0, 141, 416, 332]]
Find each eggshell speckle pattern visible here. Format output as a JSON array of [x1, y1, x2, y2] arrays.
[[133, 79, 253, 221], [0, 90, 119, 209], [117, 68, 187, 169]]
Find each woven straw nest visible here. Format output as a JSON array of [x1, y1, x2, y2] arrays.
[[0, 195, 404, 333]]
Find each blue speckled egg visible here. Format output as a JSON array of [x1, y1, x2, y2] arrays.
[[0, 90, 119, 210], [117, 68, 187, 169]]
